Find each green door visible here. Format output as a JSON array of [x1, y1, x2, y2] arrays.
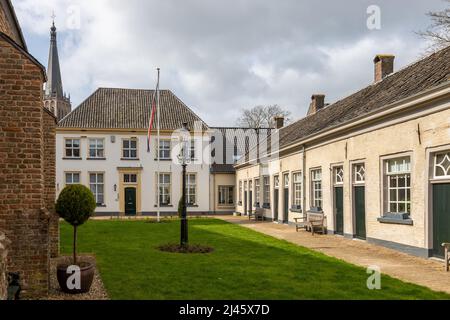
[[274, 189, 279, 222], [432, 183, 450, 258], [244, 192, 248, 216], [125, 187, 137, 216], [354, 186, 366, 240], [283, 188, 289, 224], [334, 187, 344, 235]]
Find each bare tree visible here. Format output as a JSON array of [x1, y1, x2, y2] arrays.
[[418, 0, 450, 52], [236, 105, 291, 128]]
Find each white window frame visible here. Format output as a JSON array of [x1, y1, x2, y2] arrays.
[[159, 173, 171, 205], [65, 172, 80, 186], [310, 169, 322, 209], [274, 175, 280, 189], [353, 164, 366, 184], [263, 176, 270, 205], [283, 173, 290, 189], [89, 172, 105, 206], [186, 173, 197, 205], [434, 151, 450, 179], [385, 157, 411, 214], [218, 186, 234, 205], [334, 166, 344, 186], [255, 178, 260, 206], [293, 172, 302, 208], [88, 138, 105, 159], [159, 140, 171, 160], [65, 138, 80, 158], [123, 138, 138, 159]]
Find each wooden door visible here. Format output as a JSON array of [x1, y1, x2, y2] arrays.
[[125, 187, 137, 216], [354, 186, 366, 240], [432, 183, 450, 257], [334, 187, 344, 235]]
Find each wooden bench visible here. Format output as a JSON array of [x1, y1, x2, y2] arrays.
[[295, 212, 326, 235], [249, 208, 265, 222], [443, 243, 450, 272], [294, 215, 308, 232]]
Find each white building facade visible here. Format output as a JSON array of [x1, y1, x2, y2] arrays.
[[56, 88, 212, 217]]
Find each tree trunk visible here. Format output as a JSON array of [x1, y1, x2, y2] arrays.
[[73, 225, 77, 265]]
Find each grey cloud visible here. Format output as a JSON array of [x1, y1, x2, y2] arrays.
[[14, 0, 447, 126]]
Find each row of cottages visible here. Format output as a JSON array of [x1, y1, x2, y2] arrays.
[[235, 48, 450, 259], [56, 87, 273, 217]]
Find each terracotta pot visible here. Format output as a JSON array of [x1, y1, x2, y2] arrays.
[[57, 262, 95, 294]]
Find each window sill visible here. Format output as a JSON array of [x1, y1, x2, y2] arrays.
[[63, 157, 82, 160], [378, 213, 413, 226], [121, 158, 140, 161], [187, 204, 199, 208], [290, 208, 302, 213], [154, 159, 172, 161], [154, 204, 173, 208], [87, 158, 106, 161], [96, 204, 107, 208]]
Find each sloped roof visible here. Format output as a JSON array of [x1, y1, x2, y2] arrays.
[[211, 127, 274, 173], [58, 88, 208, 130], [278, 46, 450, 149]]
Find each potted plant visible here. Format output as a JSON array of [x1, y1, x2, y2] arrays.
[[55, 184, 97, 294]]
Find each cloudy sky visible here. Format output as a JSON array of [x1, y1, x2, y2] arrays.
[[12, 0, 448, 126]]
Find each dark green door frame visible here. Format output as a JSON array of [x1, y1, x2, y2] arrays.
[[125, 187, 137, 216], [432, 183, 450, 258], [274, 189, 279, 222], [334, 187, 344, 235], [354, 186, 366, 240], [283, 187, 289, 224]]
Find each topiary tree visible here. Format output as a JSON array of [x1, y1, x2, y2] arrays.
[[56, 185, 96, 265]]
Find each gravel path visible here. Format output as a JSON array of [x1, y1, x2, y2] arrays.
[[47, 256, 109, 300]]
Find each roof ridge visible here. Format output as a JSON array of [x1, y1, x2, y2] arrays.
[[282, 45, 450, 136]]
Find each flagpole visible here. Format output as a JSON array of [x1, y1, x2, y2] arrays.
[[156, 68, 161, 223]]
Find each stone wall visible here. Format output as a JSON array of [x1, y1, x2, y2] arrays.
[[0, 231, 9, 300], [0, 34, 52, 298]]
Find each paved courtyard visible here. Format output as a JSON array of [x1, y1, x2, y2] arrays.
[[218, 215, 450, 295]]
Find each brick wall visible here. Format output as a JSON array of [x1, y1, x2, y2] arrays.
[[0, 2, 13, 39], [43, 110, 59, 258], [0, 35, 53, 298], [0, 231, 9, 300]]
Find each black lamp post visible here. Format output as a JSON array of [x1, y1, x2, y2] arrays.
[[178, 122, 190, 247]]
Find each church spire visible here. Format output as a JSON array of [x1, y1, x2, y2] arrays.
[[45, 19, 64, 98], [43, 16, 71, 121]]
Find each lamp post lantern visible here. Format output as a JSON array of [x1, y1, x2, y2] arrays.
[[177, 122, 190, 247]]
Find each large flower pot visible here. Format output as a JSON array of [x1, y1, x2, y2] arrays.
[[57, 262, 95, 294]]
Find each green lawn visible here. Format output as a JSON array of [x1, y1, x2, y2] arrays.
[[60, 219, 450, 300]]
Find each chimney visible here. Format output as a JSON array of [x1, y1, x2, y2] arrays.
[[374, 54, 395, 83], [307, 94, 325, 116], [274, 116, 284, 129]]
